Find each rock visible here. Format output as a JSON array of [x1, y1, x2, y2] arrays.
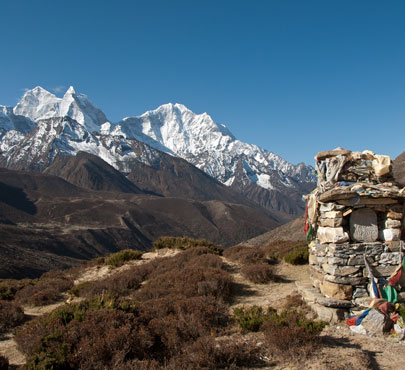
[[320, 280, 353, 300], [308, 254, 318, 265], [319, 203, 345, 212], [384, 219, 401, 228], [339, 198, 398, 206], [319, 218, 343, 227], [322, 264, 360, 276], [352, 287, 368, 299], [350, 208, 378, 242], [387, 211, 403, 220], [379, 228, 401, 242], [372, 265, 398, 277], [324, 274, 366, 285], [317, 227, 349, 244], [327, 257, 348, 265], [319, 189, 357, 203], [323, 211, 343, 219], [316, 149, 352, 161], [361, 309, 393, 336], [378, 252, 401, 265], [309, 302, 347, 323], [347, 255, 366, 265]]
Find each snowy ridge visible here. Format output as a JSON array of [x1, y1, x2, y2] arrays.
[[114, 103, 314, 191], [13, 86, 109, 133]]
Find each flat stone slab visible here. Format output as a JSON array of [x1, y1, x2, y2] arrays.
[[350, 208, 378, 242], [296, 281, 352, 308]]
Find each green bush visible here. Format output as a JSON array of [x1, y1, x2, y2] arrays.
[[232, 306, 275, 332], [153, 236, 222, 255], [104, 249, 143, 267], [233, 304, 325, 335], [284, 246, 309, 265]]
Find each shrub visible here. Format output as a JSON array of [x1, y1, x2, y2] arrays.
[[265, 240, 308, 261], [223, 245, 266, 265], [153, 236, 222, 255], [262, 310, 325, 359], [71, 267, 144, 298], [0, 300, 25, 334], [15, 277, 73, 306], [15, 247, 238, 369], [168, 336, 262, 369], [0, 279, 36, 301], [232, 305, 273, 332], [284, 246, 309, 265], [105, 249, 143, 267], [241, 263, 276, 284]]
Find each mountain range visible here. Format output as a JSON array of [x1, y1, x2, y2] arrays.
[[0, 86, 315, 215], [0, 86, 315, 277]]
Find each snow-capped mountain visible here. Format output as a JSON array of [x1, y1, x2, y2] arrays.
[[13, 86, 109, 133], [114, 103, 314, 191], [0, 86, 315, 215]]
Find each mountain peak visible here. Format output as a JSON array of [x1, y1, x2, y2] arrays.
[[65, 86, 77, 95]]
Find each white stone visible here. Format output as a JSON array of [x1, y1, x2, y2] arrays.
[[379, 228, 401, 242], [317, 227, 349, 244]]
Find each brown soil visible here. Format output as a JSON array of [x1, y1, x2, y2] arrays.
[[1, 251, 405, 368]]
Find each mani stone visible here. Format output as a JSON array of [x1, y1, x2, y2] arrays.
[[320, 280, 352, 300], [350, 208, 378, 242], [317, 227, 349, 244]]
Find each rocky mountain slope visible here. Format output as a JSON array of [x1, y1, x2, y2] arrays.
[[0, 167, 278, 278], [0, 86, 315, 216]]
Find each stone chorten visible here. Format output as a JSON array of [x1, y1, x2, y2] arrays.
[[304, 148, 405, 320]]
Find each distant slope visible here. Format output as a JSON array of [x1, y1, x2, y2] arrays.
[[240, 216, 305, 247], [44, 152, 142, 194], [0, 168, 279, 278]]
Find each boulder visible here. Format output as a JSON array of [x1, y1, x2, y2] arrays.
[[361, 309, 393, 336]]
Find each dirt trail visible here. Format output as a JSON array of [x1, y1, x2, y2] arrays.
[[224, 258, 310, 308], [222, 257, 405, 370]]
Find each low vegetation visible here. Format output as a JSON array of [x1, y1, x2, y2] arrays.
[[264, 240, 309, 264], [2, 239, 320, 368], [233, 297, 325, 360], [153, 236, 222, 255], [14, 246, 244, 369], [0, 300, 25, 334], [104, 249, 143, 267]]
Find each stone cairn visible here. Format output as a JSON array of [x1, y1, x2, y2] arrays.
[[301, 148, 405, 322]]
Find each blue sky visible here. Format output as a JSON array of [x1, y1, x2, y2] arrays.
[[1, 0, 404, 165]]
